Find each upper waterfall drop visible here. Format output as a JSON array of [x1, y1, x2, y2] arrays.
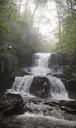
[[31, 53, 51, 75], [24, 53, 63, 75], [33, 53, 51, 67]]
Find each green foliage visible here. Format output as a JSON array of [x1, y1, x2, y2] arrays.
[[0, 0, 48, 71], [0, 0, 18, 73], [0, 45, 17, 74], [0, 0, 17, 33], [56, 1, 76, 54], [72, 73, 76, 79], [0, 21, 11, 33]]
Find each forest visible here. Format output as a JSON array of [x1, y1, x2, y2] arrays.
[[0, 0, 76, 75]]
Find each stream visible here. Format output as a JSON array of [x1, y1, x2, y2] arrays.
[[0, 53, 76, 128]]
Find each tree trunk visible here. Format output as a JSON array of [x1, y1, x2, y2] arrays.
[[19, 0, 22, 12], [30, 0, 40, 25], [24, 0, 29, 13], [1, 61, 4, 73], [26, 0, 40, 45], [56, 4, 62, 50]]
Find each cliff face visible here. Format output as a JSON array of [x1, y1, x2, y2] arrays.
[[61, 53, 76, 78], [60, 53, 76, 100]]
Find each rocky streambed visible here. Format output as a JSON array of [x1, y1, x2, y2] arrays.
[[0, 93, 76, 128]]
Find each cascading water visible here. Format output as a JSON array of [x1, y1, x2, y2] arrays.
[[47, 76, 69, 100], [8, 53, 69, 100], [31, 53, 51, 75], [24, 53, 63, 75], [8, 75, 35, 97]]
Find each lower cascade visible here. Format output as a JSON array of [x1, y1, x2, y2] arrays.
[[8, 53, 69, 100]]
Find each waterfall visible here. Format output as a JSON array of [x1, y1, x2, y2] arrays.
[[30, 53, 51, 75], [8, 53, 69, 100], [8, 75, 34, 97], [24, 53, 63, 75], [47, 76, 69, 100]]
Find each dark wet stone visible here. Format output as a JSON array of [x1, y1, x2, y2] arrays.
[[67, 80, 76, 99], [59, 100, 76, 114], [49, 54, 62, 66], [30, 76, 50, 98], [0, 93, 25, 116]]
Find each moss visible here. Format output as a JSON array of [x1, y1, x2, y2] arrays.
[[71, 73, 76, 80]]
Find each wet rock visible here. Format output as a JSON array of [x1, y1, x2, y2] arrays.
[[59, 100, 76, 114], [42, 99, 76, 115], [57, 78, 76, 100], [62, 53, 76, 66], [0, 93, 25, 116], [49, 53, 62, 66], [0, 74, 14, 93], [61, 53, 76, 79], [67, 80, 76, 99], [30, 76, 50, 98], [59, 100, 76, 108], [61, 106, 76, 114]]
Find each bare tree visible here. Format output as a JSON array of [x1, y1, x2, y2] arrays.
[[56, 3, 62, 50], [24, 0, 29, 13]]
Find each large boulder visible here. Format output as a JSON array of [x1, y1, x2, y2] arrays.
[[0, 93, 25, 116], [0, 74, 14, 93], [30, 76, 50, 98], [49, 54, 62, 67], [59, 100, 76, 114], [60, 79, 76, 100], [66, 80, 76, 100]]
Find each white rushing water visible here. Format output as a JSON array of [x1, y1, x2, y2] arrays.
[[47, 76, 69, 100], [31, 53, 50, 75], [24, 53, 63, 75], [8, 75, 35, 97], [16, 112, 76, 127], [8, 53, 69, 100]]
